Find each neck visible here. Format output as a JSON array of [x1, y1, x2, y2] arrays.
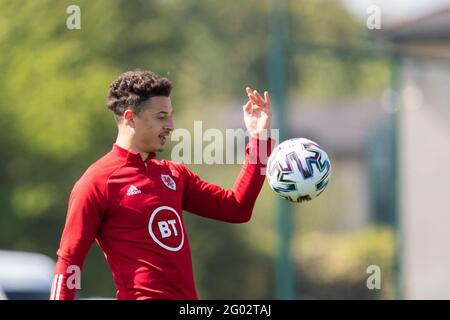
[[115, 132, 149, 161]]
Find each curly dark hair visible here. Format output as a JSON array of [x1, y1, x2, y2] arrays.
[[106, 70, 172, 117]]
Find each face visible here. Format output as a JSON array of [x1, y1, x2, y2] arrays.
[[126, 96, 174, 154]]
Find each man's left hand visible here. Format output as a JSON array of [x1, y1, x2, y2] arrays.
[[243, 87, 272, 140]]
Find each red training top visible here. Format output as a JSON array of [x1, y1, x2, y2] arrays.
[[50, 137, 273, 300]]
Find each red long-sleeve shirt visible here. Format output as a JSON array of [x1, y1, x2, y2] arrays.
[[50, 137, 273, 300]]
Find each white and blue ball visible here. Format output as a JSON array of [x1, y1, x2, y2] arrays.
[[267, 138, 331, 203]]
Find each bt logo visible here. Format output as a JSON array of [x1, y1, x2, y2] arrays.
[[158, 220, 178, 238], [148, 206, 184, 252]]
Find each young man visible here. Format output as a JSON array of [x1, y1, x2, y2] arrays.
[[50, 70, 273, 300]]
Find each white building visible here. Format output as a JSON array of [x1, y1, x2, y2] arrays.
[[388, 6, 450, 299]]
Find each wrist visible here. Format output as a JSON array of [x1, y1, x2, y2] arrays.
[[248, 130, 270, 141]]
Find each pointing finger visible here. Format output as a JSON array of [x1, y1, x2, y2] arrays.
[[264, 91, 270, 105]]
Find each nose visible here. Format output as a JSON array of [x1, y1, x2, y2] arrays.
[[165, 117, 175, 132]]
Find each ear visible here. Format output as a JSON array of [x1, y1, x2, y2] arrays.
[[123, 109, 135, 128]]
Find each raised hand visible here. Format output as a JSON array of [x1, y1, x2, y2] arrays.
[[243, 87, 272, 139]]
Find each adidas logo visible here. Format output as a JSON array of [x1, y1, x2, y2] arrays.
[[126, 185, 142, 196]]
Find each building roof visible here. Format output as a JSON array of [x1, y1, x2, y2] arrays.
[[386, 6, 450, 41]]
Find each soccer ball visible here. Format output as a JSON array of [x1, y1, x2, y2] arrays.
[[266, 138, 331, 203]]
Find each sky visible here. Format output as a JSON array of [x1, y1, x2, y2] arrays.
[[342, 0, 450, 25]]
